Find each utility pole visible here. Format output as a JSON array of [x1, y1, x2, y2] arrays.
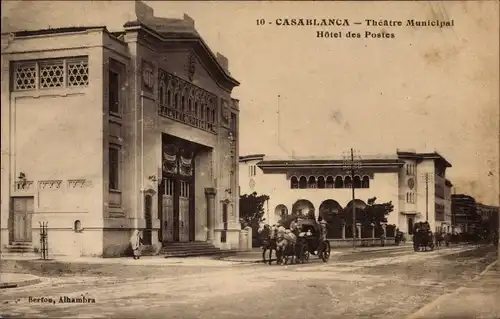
[[421, 173, 432, 222], [342, 148, 362, 249], [497, 204, 499, 262], [425, 174, 429, 221], [277, 94, 281, 146]]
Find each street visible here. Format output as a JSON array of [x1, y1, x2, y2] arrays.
[[1, 245, 498, 319]]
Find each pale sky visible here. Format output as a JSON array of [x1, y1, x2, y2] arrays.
[[2, 1, 499, 205]]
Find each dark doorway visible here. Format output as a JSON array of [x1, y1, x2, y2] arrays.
[[158, 134, 203, 243], [144, 195, 153, 245], [408, 217, 414, 235]]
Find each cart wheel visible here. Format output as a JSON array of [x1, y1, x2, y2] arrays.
[[321, 241, 331, 262]]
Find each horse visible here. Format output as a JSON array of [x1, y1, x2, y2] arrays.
[[258, 223, 278, 265], [275, 226, 298, 265]]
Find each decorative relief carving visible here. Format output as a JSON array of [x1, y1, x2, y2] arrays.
[[142, 60, 155, 91], [15, 181, 34, 191], [158, 69, 218, 134], [68, 179, 91, 188], [187, 52, 196, 81], [221, 100, 230, 127], [38, 180, 63, 189]]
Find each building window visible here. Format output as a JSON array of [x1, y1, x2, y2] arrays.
[[109, 146, 120, 191], [290, 176, 299, 189], [317, 176, 326, 189], [361, 176, 370, 188], [248, 165, 257, 177], [334, 176, 343, 188], [326, 176, 334, 188], [353, 176, 362, 188], [298, 176, 307, 189], [12, 57, 89, 91], [109, 70, 120, 114], [230, 113, 237, 136], [344, 176, 352, 189], [406, 192, 416, 204], [39, 61, 64, 88], [307, 176, 317, 188], [67, 59, 90, 87]]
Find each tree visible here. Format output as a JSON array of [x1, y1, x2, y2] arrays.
[[239, 192, 270, 227], [361, 197, 394, 228]]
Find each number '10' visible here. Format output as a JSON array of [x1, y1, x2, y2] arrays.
[[256, 19, 265, 25]]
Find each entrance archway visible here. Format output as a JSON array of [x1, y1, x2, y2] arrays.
[[319, 199, 343, 220], [291, 199, 315, 219], [319, 199, 344, 238], [274, 204, 288, 219], [344, 199, 367, 212]]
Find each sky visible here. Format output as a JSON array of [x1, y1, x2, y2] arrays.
[[2, 1, 499, 205]]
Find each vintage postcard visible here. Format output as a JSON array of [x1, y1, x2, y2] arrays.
[[1, 1, 499, 318]]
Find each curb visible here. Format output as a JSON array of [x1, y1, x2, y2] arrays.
[[406, 259, 498, 319], [220, 246, 411, 263], [0, 278, 41, 289]]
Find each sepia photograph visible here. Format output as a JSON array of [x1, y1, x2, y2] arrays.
[[1, 0, 499, 318]]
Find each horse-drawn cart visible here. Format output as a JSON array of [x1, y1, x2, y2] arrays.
[[297, 219, 331, 262], [274, 219, 331, 265], [413, 221, 435, 252]]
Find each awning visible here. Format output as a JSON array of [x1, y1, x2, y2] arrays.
[[400, 211, 420, 216]]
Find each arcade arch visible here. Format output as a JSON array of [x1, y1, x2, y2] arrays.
[[291, 199, 315, 218]]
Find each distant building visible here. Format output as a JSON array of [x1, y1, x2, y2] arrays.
[[476, 203, 499, 234], [1, 2, 241, 257], [451, 194, 481, 233], [239, 150, 452, 239]]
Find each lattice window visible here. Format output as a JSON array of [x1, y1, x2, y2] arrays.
[[13, 63, 37, 90], [39, 61, 64, 88], [67, 60, 89, 87], [12, 57, 89, 92]]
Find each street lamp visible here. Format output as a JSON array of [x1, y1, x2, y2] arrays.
[[342, 148, 362, 249]]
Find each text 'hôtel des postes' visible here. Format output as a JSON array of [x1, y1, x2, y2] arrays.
[[257, 18, 455, 39]]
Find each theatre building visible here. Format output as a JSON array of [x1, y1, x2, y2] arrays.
[[239, 151, 452, 242], [1, 3, 241, 257]]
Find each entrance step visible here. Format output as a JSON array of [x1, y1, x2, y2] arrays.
[[160, 241, 232, 258], [4, 243, 35, 254]]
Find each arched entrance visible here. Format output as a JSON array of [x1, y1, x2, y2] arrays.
[[319, 199, 344, 238], [291, 199, 315, 219], [319, 200, 343, 220], [274, 204, 288, 220], [343, 199, 367, 238], [344, 199, 367, 211]]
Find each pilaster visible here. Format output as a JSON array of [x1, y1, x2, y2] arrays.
[[205, 187, 216, 242]]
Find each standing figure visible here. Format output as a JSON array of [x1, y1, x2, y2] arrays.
[[316, 216, 328, 254], [290, 216, 300, 237], [130, 230, 144, 260]]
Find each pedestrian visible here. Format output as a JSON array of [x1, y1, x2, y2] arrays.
[[380, 232, 386, 247], [130, 230, 143, 260]]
